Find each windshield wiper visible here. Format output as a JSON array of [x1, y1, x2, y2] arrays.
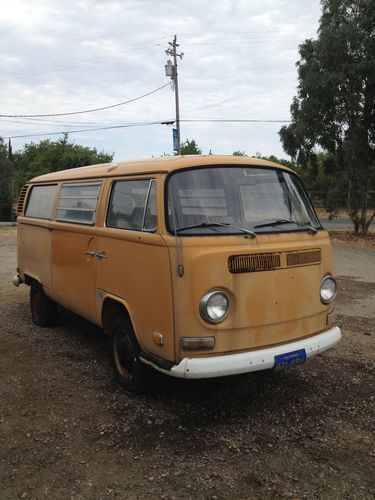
[[176, 221, 256, 238], [254, 219, 318, 234]]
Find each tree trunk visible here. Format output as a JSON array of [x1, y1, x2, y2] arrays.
[[348, 206, 360, 236], [363, 209, 375, 236]]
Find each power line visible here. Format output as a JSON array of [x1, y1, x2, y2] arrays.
[[183, 119, 291, 123], [0, 83, 170, 118], [3, 32, 311, 82], [0, 116, 292, 130], [0, 36, 168, 84], [182, 37, 313, 45], [0, 117, 104, 127], [4, 118, 292, 140], [180, 31, 317, 44], [180, 30, 316, 37], [4, 121, 168, 139]]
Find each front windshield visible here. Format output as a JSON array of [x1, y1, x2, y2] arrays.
[[166, 166, 321, 235]]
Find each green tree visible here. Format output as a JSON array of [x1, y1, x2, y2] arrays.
[[279, 0, 375, 235], [260, 155, 298, 170], [180, 139, 201, 155], [0, 138, 15, 221], [233, 150, 247, 156], [14, 135, 113, 188]]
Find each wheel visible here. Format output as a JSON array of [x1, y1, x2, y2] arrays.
[[30, 282, 58, 327], [110, 317, 150, 392]]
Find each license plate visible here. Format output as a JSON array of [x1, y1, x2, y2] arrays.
[[274, 349, 306, 369]]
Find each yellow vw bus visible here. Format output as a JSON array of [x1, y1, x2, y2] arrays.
[[14, 156, 341, 391]]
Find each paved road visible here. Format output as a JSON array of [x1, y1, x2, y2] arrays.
[[321, 218, 375, 231], [320, 218, 353, 230], [335, 246, 375, 283]]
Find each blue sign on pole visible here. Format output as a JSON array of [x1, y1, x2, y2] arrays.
[[173, 128, 178, 152]]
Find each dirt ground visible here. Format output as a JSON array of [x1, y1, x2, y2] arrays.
[[0, 227, 374, 500]]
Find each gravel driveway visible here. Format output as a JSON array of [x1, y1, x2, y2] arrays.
[[0, 228, 374, 499]]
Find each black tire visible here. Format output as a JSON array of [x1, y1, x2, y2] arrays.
[[110, 317, 151, 392], [30, 282, 58, 327]]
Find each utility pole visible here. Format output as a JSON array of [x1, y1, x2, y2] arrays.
[[165, 35, 183, 155]]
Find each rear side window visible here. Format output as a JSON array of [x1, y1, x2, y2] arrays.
[[56, 182, 101, 225], [25, 185, 57, 219], [107, 179, 157, 232]]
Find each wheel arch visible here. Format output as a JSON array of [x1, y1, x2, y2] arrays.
[[101, 296, 142, 347], [24, 273, 40, 286], [29, 278, 58, 327]]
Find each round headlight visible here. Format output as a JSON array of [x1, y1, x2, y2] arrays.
[[320, 276, 337, 304], [200, 291, 229, 323]]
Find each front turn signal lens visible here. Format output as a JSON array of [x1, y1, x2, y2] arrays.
[[181, 337, 215, 350]]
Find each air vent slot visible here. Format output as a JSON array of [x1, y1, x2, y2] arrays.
[[228, 253, 281, 273], [286, 249, 321, 267], [17, 185, 29, 215]]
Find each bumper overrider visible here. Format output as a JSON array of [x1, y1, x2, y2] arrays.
[[140, 326, 341, 379]]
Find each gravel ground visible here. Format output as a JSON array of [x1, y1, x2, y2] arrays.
[[0, 227, 374, 500]]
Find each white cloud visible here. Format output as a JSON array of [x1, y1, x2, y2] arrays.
[[0, 0, 322, 159]]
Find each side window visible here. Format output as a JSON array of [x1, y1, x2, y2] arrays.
[[56, 182, 101, 225], [25, 185, 57, 219], [107, 179, 157, 232]]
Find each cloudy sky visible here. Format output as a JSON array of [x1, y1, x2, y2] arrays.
[[0, 0, 322, 161]]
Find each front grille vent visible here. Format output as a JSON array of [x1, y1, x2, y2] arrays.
[[17, 185, 29, 215], [286, 249, 321, 267], [228, 253, 281, 273], [228, 248, 322, 274]]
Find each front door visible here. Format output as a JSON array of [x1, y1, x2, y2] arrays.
[[96, 177, 175, 362]]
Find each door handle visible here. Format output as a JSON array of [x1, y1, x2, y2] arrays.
[[84, 251, 95, 257], [95, 251, 108, 260]]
